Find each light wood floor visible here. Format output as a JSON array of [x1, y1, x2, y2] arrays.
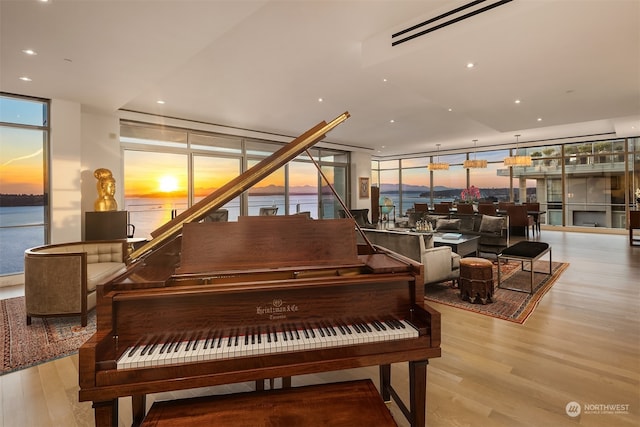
[[1, 230, 638, 427]]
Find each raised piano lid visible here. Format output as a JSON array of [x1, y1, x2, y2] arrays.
[[128, 112, 350, 263]]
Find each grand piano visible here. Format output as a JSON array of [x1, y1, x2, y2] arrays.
[[78, 112, 442, 427]]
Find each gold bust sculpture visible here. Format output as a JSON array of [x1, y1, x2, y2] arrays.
[[94, 168, 118, 211]]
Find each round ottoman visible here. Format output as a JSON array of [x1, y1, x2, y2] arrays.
[[459, 257, 494, 304]]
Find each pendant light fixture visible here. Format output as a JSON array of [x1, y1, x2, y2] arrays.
[[463, 139, 487, 168], [504, 134, 532, 167], [428, 143, 449, 170]]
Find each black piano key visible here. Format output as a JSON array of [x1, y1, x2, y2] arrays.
[[192, 332, 202, 351], [328, 324, 337, 336], [384, 320, 396, 330], [337, 324, 346, 335], [146, 341, 158, 356], [302, 327, 310, 339], [203, 330, 212, 349], [316, 323, 326, 337], [352, 323, 361, 333], [173, 334, 184, 352], [234, 330, 239, 347], [293, 326, 300, 340], [127, 338, 144, 358], [362, 322, 372, 332], [185, 334, 194, 352], [217, 331, 223, 348]]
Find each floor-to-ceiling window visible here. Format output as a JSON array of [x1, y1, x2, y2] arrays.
[[373, 137, 638, 231], [0, 94, 49, 276], [121, 120, 349, 235]]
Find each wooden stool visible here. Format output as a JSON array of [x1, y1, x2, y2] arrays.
[[459, 257, 494, 304], [141, 379, 397, 427]]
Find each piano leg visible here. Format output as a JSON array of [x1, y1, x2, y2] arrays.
[[409, 359, 428, 427], [380, 364, 391, 402], [93, 399, 118, 427], [132, 394, 147, 427]]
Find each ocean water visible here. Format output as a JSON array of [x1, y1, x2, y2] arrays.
[[0, 192, 444, 275], [125, 194, 328, 239], [0, 206, 45, 276]]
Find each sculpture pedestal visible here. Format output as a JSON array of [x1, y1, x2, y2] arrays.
[[85, 211, 127, 240]]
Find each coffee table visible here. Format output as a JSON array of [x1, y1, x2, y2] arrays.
[[497, 241, 552, 293], [433, 233, 479, 257]]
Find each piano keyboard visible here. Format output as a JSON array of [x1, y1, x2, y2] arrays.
[[117, 318, 418, 370]]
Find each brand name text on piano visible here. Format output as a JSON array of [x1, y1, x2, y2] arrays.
[[256, 299, 299, 320]]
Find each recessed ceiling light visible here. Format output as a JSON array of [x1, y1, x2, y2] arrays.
[[537, 117, 542, 122], [514, 99, 521, 104], [448, 108, 453, 112], [19, 76, 32, 82], [466, 62, 475, 68], [22, 49, 37, 56], [156, 100, 165, 104], [318, 97, 323, 103], [389, 119, 395, 123]]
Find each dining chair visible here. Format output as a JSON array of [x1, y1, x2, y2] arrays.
[[525, 202, 541, 234], [477, 203, 497, 216], [414, 203, 429, 213], [433, 203, 451, 215], [259, 207, 278, 216], [506, 205, 534, 238], [456, 203, 475, 215]]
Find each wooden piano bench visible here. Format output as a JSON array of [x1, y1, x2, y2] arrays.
[[141, 379, 397, 427]]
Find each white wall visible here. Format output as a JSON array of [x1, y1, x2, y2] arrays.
[[350, 151, 372, 211], [49, 99, 82, 243], [48, 100, 120, 243]]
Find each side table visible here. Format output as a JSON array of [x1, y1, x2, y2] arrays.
[[459, 257, 494, 304]]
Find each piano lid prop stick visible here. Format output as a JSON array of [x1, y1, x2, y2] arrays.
[[304, 148, 376, 253]]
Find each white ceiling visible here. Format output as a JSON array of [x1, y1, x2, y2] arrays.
[[2, 0, 639, 157]]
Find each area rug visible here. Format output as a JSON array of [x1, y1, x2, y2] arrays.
[[425, 260, 569, 324], [0, 296, 96, 375]]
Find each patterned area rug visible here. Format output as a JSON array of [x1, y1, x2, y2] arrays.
[[0, 296, 96, 375], [425, 260, 569, 324]]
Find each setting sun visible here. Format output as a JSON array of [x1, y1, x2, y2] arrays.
[[158, 175, 179, 192]]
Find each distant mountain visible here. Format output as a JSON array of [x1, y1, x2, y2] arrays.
[[378, 184, 448, 193], [0, 193, 44, 207]]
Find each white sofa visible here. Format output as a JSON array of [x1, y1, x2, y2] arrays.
[[359, 229, 460, 286], [24, 240, 127, 326]]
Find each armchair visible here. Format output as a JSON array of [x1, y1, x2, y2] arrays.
[[24, 240, 127, 326], [360, 229, 460, 286]]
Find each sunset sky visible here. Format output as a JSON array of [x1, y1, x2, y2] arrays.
[[0, 126, 44, 195]]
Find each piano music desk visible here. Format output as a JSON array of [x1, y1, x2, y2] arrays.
[[140, 379, 397, 427]]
